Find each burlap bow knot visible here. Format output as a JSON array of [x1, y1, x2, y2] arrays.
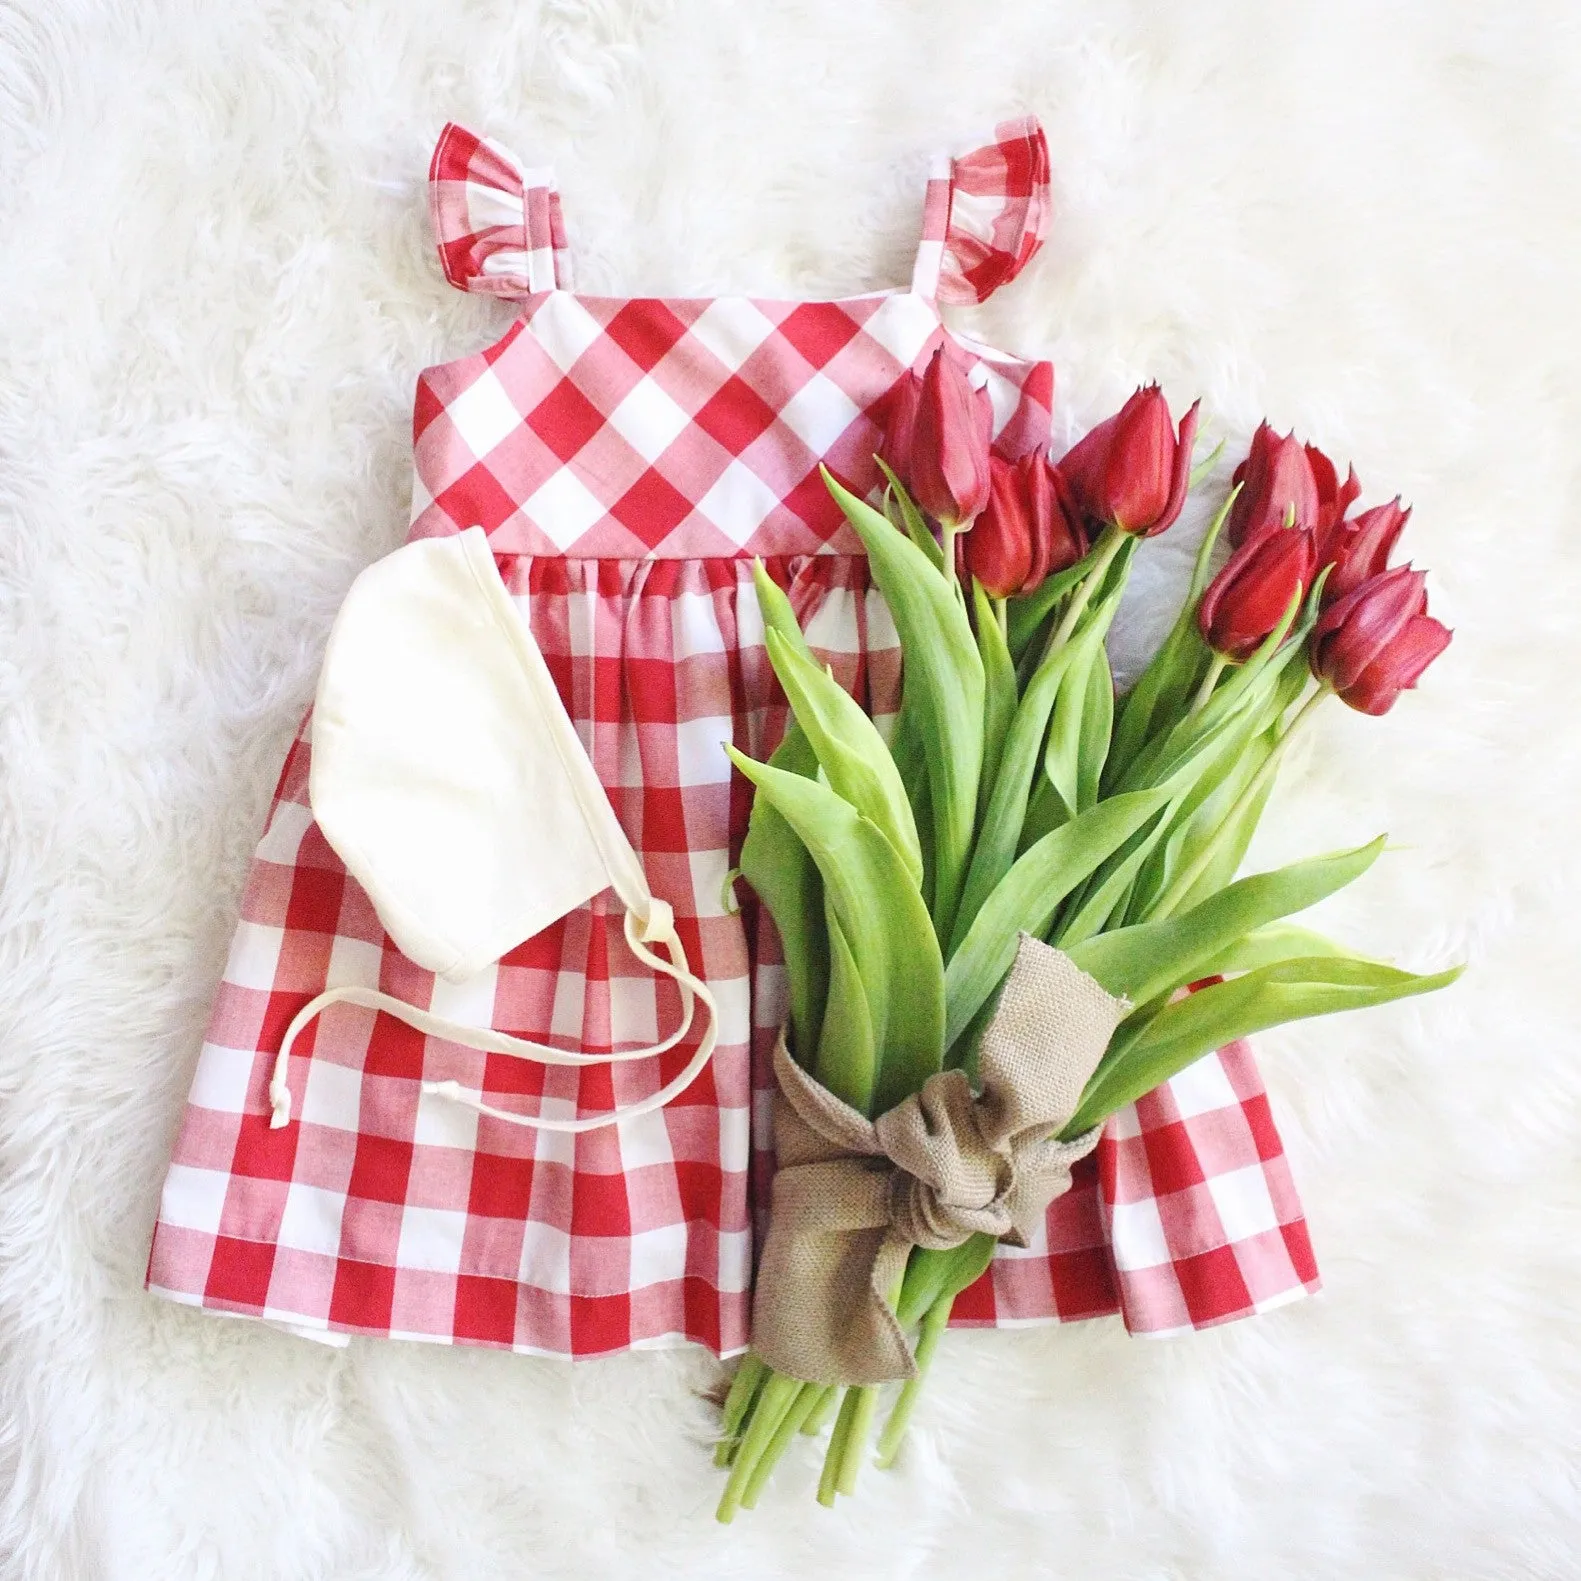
[[751, 934, 1128, 1386]]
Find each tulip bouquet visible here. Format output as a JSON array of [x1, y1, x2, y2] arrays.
[[713, 350, 1458, 1519]]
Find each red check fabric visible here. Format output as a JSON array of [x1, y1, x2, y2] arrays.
[[146, 119, 1318, 1359]]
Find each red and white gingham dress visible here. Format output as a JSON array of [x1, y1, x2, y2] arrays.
[[146, 119, 1319, 1359]]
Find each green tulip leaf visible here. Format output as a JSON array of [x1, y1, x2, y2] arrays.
[[1078, 636, 1114, 811], [894, 1236, 997, 1329], [1041, 639, 1089, 823], [1123, 708, 1278, 924], [972, 579, 1019, 819], [1065, 837, 1386, 1006], [876, 458, 945, 573], [1106, 490, 1233, 785], [750, 558, 816, 669], [822, 468, 984, 947], [1063, 956, 1463, 1137], [943, 786, 1172, 1048], [1194, 921, 1370, 979], [1005, 556, 1097, 666], [737, 724, 828, 1062], [951, 636, 1080, 950], [763, 627, 923, 888], [726, 744, 945, 1115], [816, 909, 878, 1113]]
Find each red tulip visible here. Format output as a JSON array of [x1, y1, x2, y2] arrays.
[[1057, 385, 1200, 538], [878, 370, 923, 484], [885, 346, 993, 527], [1310, 564, 1452, 715], [1228, 423, 1360, 546], [964, 451, 1087, 598], [1317, 498, 1410, 605], [1198, 523, 1316, 662], [1306, 443, 1363, 540]]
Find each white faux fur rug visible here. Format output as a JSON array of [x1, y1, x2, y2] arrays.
[[2, 2, 1578, 1576]]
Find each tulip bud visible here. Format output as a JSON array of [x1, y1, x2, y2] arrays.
[[905, 346, 993, 527], [1306, 445, 1363, 540], [963, 451, 1088, 599], [877, 371, 923, 486], [1057, 385, 1200, 538], [1228, 423, 1318, 546], [1310, 564, 1452, 715], [964, 454, 1033, 598], [1198, 523, 1316, 662], [1318, 498, 1410, 605]]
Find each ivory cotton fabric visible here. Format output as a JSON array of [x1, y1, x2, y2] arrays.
[[144, 118, 1315, 1361]]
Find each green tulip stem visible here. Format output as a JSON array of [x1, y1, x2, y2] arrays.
[[716, 1371, 803, 1523], [834, 1386, 881, 1497], [1041, 522, 1127, 667], [715, 1352, 768, 1465], [740, 1380, 829, 1510], [817, 1388, 862, 1506], [801, 1383, 839, 1435], [940, 521, 960, 591], [1150, 685, 1329, 921], [875, 1292, 954, 1468], [1190, 653, 1229, 714]]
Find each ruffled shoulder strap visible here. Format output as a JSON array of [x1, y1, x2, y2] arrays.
[[912, 117, 1051, 306], [428, 122, 574, 298]]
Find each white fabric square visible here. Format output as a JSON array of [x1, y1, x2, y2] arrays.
[[299, 1057, 363, 1132], [482, 247, 552, 283], [326, 933, 384, 990], [549, 968, 589, 1041], [1108, 1194, 1173, 1272], [1166, 1052, 1240, 1119], [412, 1085, 480, 1151], [617, 1111, 681, 1172], [531, 295, 605, 372], [716, 1229, 753, 1294], [801, 585, 864, 657], [607, 375, 691, 462], [519, 1220, 572, 1293], [1205, 1163, 1281, 1243], [465, 161, 526, 229], [406, 467, 434, 527], [523, 467, 609, 548], [254, 800, 313, 866], [607, 973, 660, 1045], [626, 1221, 686, 1291], [158, 1164, 230, 1235], [673, 714, 733, 788], [187, 1042, 256, 1115], [446, 369, 522, 460], [1106, 1101, 1145, 1142], [671, 588, 729, 655], [395, 1205, 470, 1274], [694, 458, 784, 544], [686, 297, 779, 373], [858, 293, 938, 367], [688, 847, 732, 919], [429, 966, 500, 1026], [276, 1183, 348, 1259], [778, 373, 862, 457], [225, 923, 285, 991]]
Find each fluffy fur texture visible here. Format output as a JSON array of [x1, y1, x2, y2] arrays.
[[1, 2, 1577, 1575]]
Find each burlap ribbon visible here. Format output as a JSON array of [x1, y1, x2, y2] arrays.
[[750, 933, 1128, 1386]]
